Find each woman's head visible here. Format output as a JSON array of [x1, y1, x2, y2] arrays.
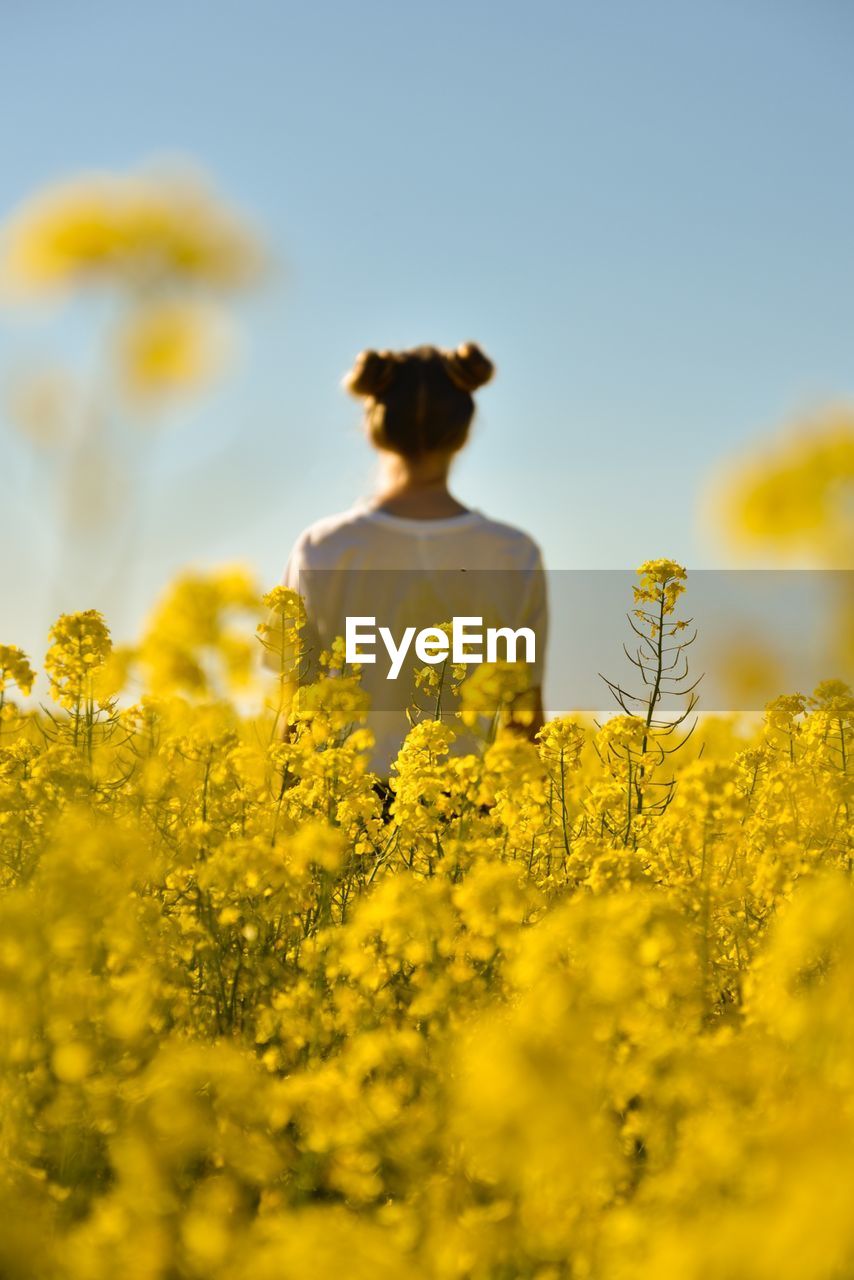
[[343, 342, 494, 459]]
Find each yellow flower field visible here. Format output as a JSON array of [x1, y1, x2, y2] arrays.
[[1, 561, 852, 1280]]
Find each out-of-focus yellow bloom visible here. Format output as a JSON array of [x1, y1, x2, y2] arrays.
[[458, 660, 531, 729], [116, 298, 231, 399], [0, 170, 263, 297], [0, 568, 851, 1278], [709, 408, 854, 566], [0, 644, 35, 733], [0, 645, 35, 697], [4, 366, 79, 445], [139, 567, 259, 695], [713, 631, 786, 708]]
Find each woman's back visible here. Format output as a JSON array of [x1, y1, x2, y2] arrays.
[[275, 342, 548, 774], [288, 502, 543, 573]]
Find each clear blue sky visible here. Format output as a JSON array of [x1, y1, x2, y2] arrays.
[[2, 0, 853, 655]]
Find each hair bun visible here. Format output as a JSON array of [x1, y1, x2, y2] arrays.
[[343, 348, 397, 398], [441, 341, 495, 393]]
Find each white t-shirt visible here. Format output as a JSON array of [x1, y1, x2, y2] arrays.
[[279, 502, 548, 774]]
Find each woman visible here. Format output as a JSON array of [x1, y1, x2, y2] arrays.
[[277, 342, 547, 775]]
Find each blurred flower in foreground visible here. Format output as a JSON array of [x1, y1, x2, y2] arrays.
[[5, 366, 79, 446], [0, 164, 264, 413], [139, 566, 260, 696], [116, 298, 232, 401], [712, 630, 786, 709], [0, 162, 269, 622], [0, 168, 263, 297], [0, 567, 852, 1276], [0, 645, 35, 728], [706, 408, 854, 688], [0, 645, 35, 697], [708, 408, 854, 567]]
